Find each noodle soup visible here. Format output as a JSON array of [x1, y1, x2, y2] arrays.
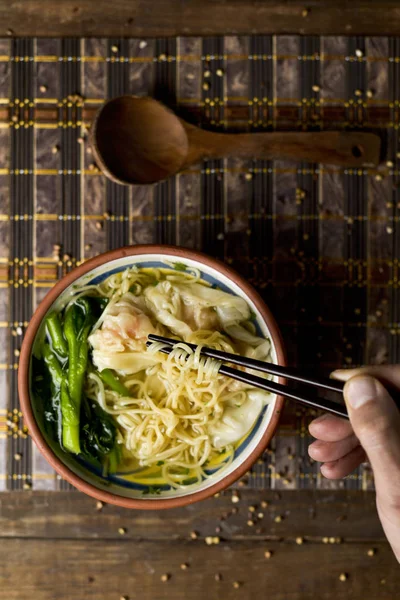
[[31, 263, 273, 494]]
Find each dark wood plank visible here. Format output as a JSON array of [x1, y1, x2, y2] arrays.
[[2, 1, 400, 37], [0, 490, 385, 541], [0, 538, 398, 600]]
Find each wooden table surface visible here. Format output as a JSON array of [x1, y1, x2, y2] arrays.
[[0, 490, 399, 599], [1, 2, 399, 598]]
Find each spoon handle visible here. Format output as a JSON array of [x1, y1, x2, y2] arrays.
[[184, 129, 381, 168]]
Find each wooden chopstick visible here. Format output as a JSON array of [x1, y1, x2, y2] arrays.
[[146, 337, 349, 419], [148, 334, 344, 393]]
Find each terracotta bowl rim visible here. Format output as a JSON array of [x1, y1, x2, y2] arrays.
[[18, 244, 286, 510]]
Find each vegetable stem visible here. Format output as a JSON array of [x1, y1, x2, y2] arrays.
[[45, 312, 68, 358], [99, 369, 131, 396], [63, 298, 95, 455]]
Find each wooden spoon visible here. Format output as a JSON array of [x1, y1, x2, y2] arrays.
[[90, 96, 382, 185]]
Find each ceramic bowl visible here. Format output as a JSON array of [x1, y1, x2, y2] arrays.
[[18, 245, 285, 509]]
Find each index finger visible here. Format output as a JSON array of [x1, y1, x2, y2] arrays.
[[309, 413, 354, 441], [332, 365, 400, 391]]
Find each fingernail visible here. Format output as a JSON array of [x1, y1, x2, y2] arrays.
[[345, 376, 378, 410]]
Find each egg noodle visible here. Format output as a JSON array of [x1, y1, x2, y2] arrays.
[[77, 265, 273, 489]]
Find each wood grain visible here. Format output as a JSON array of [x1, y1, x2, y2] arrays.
[[0, 490, 385, 541], [0, 538, 398, 600], [1, 1, 400, 37], [1, 491, 398, 600]]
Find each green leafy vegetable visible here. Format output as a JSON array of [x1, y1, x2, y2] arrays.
[[142, 486, 163, 496], [98, 369, 130, 397], [173, 262, 187, 272], [45, 312, 68, 359], [80, 397, 118, 465], [63, 298, 96, 454]]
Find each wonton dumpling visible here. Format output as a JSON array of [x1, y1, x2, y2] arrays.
[[210, 390, 269, 448], [144, 282, 193, 338], [90, 294, 158, 373], [92, 351, 160, 375]]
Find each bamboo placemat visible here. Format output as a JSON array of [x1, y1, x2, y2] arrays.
[[1, 35, 398, 492]]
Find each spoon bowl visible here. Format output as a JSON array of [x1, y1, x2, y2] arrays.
[[91, 96, 382, 186], [91, 96, 189, 184]]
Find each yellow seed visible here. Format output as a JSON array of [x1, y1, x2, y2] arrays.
[[274, 515, 283, 523], [159, 53, 167, 61], [375, 173, 383, 181], [381, 578, 386, 585], [212, 536, 220, 544], [366, 89, 374, 98], [247, 520, 254, 527], [120, 596, 129, 600], [51, 145, 60, 154], [367, 548, 376, 557], [95, 221, 103, 230], [202, 82, 210, 91], [322, 537, 329, 544], [312, 85, 320, 92], [386, 160, 394, 168], [244, 172, 253, 181], [355, 49, 363, 58], [231, 493, 240, 504], [355, 89, 363, 96], [39, 84, 47, 93], [111, 45, 119, 53], [261, 501, 269, 509], [96, 501, 104, 511], [180, 563, 189, 570], [301, 8, 309, 17], [204, 70, 211, 77], [335, 537, 342, 544], [233, 581, 241, 589], [339, 573, 348, 582], [205, 536, 213, 545], [264, 550, 272, 559], [329, 537, 336, 544], [216, 68, 224, 77], [190, 531, 198, 540], [248, 506, 256, 513], [257, 512, 264, 519], [118, 527, 127, 535], [296, 537, 304, 545], [14, 453, 22, 461], [214, 573, 222, 581], [160, 574, 170, 582], [23, 482, 32, 490]]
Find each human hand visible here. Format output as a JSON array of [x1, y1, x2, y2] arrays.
[[308, 366, 400, 562]]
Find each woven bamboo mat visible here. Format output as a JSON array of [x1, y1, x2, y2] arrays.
[[1, 35, 398, 492]]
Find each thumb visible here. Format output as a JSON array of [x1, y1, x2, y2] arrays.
[[344, 375, 400, 559]]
